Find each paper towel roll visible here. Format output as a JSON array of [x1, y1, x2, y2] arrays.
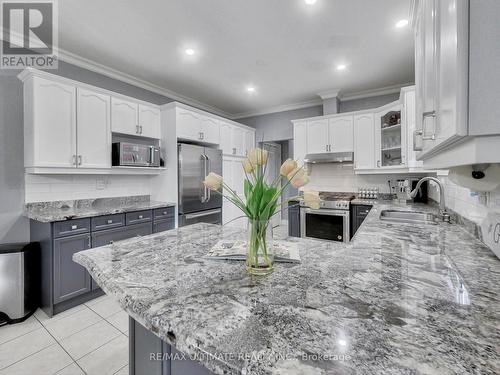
[[448, 164, 500, 191]]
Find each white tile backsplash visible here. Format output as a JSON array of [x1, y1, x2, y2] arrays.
[[428, 176, 500, 224], [303, 163, 427, 193], [25, 174, 153, 203]]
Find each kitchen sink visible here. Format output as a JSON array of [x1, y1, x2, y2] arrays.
[[379, 210, 437, 225]]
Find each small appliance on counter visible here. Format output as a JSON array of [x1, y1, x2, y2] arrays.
[[388, 178, 428, 203], [0, 243, 40, 325], [112, 142, 161, 167], [358, 187, 379, 199]]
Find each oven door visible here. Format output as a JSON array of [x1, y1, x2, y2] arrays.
[[300, 208, 350, 242]]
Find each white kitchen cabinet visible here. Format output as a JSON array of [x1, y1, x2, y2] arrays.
[[138, 104, 161, 139], [329, 115, 354, 153], [176, 108, 202, 141], [411, 0, 500, 169], [374, 102, 406, 169], [200, 115, 220, 144], [293, 121, 307, 166], [219, 121, 233, 155], [401, 86, 423, 169], [111, 97, 138, 136], [243, 129, 255, 156], [176, 108, 221, 144], [24, 76, 77, 168], [353, 113, 375, 170], [222, 156, 246, 229], [77, 88, 111, 169], [306, 119, 329, 154]]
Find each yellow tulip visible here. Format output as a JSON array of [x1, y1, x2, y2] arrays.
[[303, 190, 320, 209], [280, 159, 297, 176], [203, 172, 223, 191], [242, 158, 254, 173], [287, 167, 309, 188], [248, 148, 268, 166]]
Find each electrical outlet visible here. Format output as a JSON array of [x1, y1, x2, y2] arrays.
[[96, 177, 107, 190], [480, 212, 500, 260]]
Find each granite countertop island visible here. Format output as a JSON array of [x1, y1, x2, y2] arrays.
[[74, 201, 500, 375], [24, 195, 175, 222]]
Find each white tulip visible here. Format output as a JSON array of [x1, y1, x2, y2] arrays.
[[280, 159, 297, 176], [203, 172, 223, 191]]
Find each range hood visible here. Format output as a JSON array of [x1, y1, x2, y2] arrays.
[[303, 152, 354, 164]]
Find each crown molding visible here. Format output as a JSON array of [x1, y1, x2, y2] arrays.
[[317, 89, 341, 100], [57, 49, 233, 118], [231, 98, 323, 119], [339, 82, 414, 101], [1, 28, 232, 118]]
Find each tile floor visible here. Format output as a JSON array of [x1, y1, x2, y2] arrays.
[[0, 295, 129, 375]]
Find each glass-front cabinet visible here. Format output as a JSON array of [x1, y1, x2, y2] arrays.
[[374, 103, 407, 169]]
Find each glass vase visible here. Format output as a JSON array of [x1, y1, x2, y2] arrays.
[[246, 219, 274, 275]]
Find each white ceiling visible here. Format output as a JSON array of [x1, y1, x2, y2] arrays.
[[59, 0, 414, 118]]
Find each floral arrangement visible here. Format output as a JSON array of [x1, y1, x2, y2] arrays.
[[203, 147, 319, 275]]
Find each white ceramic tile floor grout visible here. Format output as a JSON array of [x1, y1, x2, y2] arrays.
[[0, 295, 129, 375]]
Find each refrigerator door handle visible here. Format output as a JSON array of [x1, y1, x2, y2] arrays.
[[205, 154, 211, 202], [200, 155, 208, 203]]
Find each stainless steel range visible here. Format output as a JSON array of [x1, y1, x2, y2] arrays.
[[300, 192, 355, 242]]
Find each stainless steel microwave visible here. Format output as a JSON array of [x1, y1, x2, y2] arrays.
[[112, 142, 161, 167]]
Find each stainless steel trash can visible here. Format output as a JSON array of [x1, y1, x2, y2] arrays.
[[0, 243, 39, 325]]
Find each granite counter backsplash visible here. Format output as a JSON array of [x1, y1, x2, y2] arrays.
[[25, 195, 175, 222]]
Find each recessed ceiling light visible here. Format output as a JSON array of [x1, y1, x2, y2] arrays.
[[185, 48, 195, 56], [336, 64, 347, 71], [304, 0, 317, 5], [395, 19, 409, 28], [246, 86, 256, 93]]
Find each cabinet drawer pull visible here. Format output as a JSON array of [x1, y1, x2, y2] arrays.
[[163, 211, 167, 215], [107, 219, 113, 224], [138, 215, 143, 219], [71, 225, 78, 230]]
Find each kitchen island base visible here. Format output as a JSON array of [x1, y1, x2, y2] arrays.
[[130, 317, 214, 375]]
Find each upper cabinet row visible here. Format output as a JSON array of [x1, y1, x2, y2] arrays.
[[293, 86, 422, 174], [165, 103, 255, 158], [412, 0, 500, 168], [19, 69, 161, 172]]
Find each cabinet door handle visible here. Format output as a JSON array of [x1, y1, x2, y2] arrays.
[[422, 111, 436, 140], [140, 126, 143, 134], [78, 155, 82, 165], [325, 144, 328, 152], [136, 125, 139, 134], [72, 155, 76, 165], [377, 160, 380, 168], [87, 236, 91, 248], [201, 132, 204, 140], [232, 148, 236, 155]]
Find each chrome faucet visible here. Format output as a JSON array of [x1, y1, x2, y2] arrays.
[[410, 177, 451, 223]]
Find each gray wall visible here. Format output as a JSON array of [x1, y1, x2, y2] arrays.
[[238, 93, 401, 143], [339, 92, 400, 113], [238, 105, 323, 142], [0, 62, 175, 244]]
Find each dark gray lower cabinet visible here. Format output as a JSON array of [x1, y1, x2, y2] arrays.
[[351, 204, 372, 238], [288, 201, 300, 237], [153, 218, 175, 233], [130, 318, 213, 375], [92, 222, 152, 247], [31, 206, 175, 317], [53, 233, 92, 304]]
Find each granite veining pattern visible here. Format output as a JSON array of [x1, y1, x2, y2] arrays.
[[74, 202, 500, 375], [24, 195, 175, 222]]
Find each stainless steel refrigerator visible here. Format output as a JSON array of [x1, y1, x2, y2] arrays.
[[178, 143, 223, 227]]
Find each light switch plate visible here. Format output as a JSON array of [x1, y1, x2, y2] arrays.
[[480, 212, 500, 260]]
